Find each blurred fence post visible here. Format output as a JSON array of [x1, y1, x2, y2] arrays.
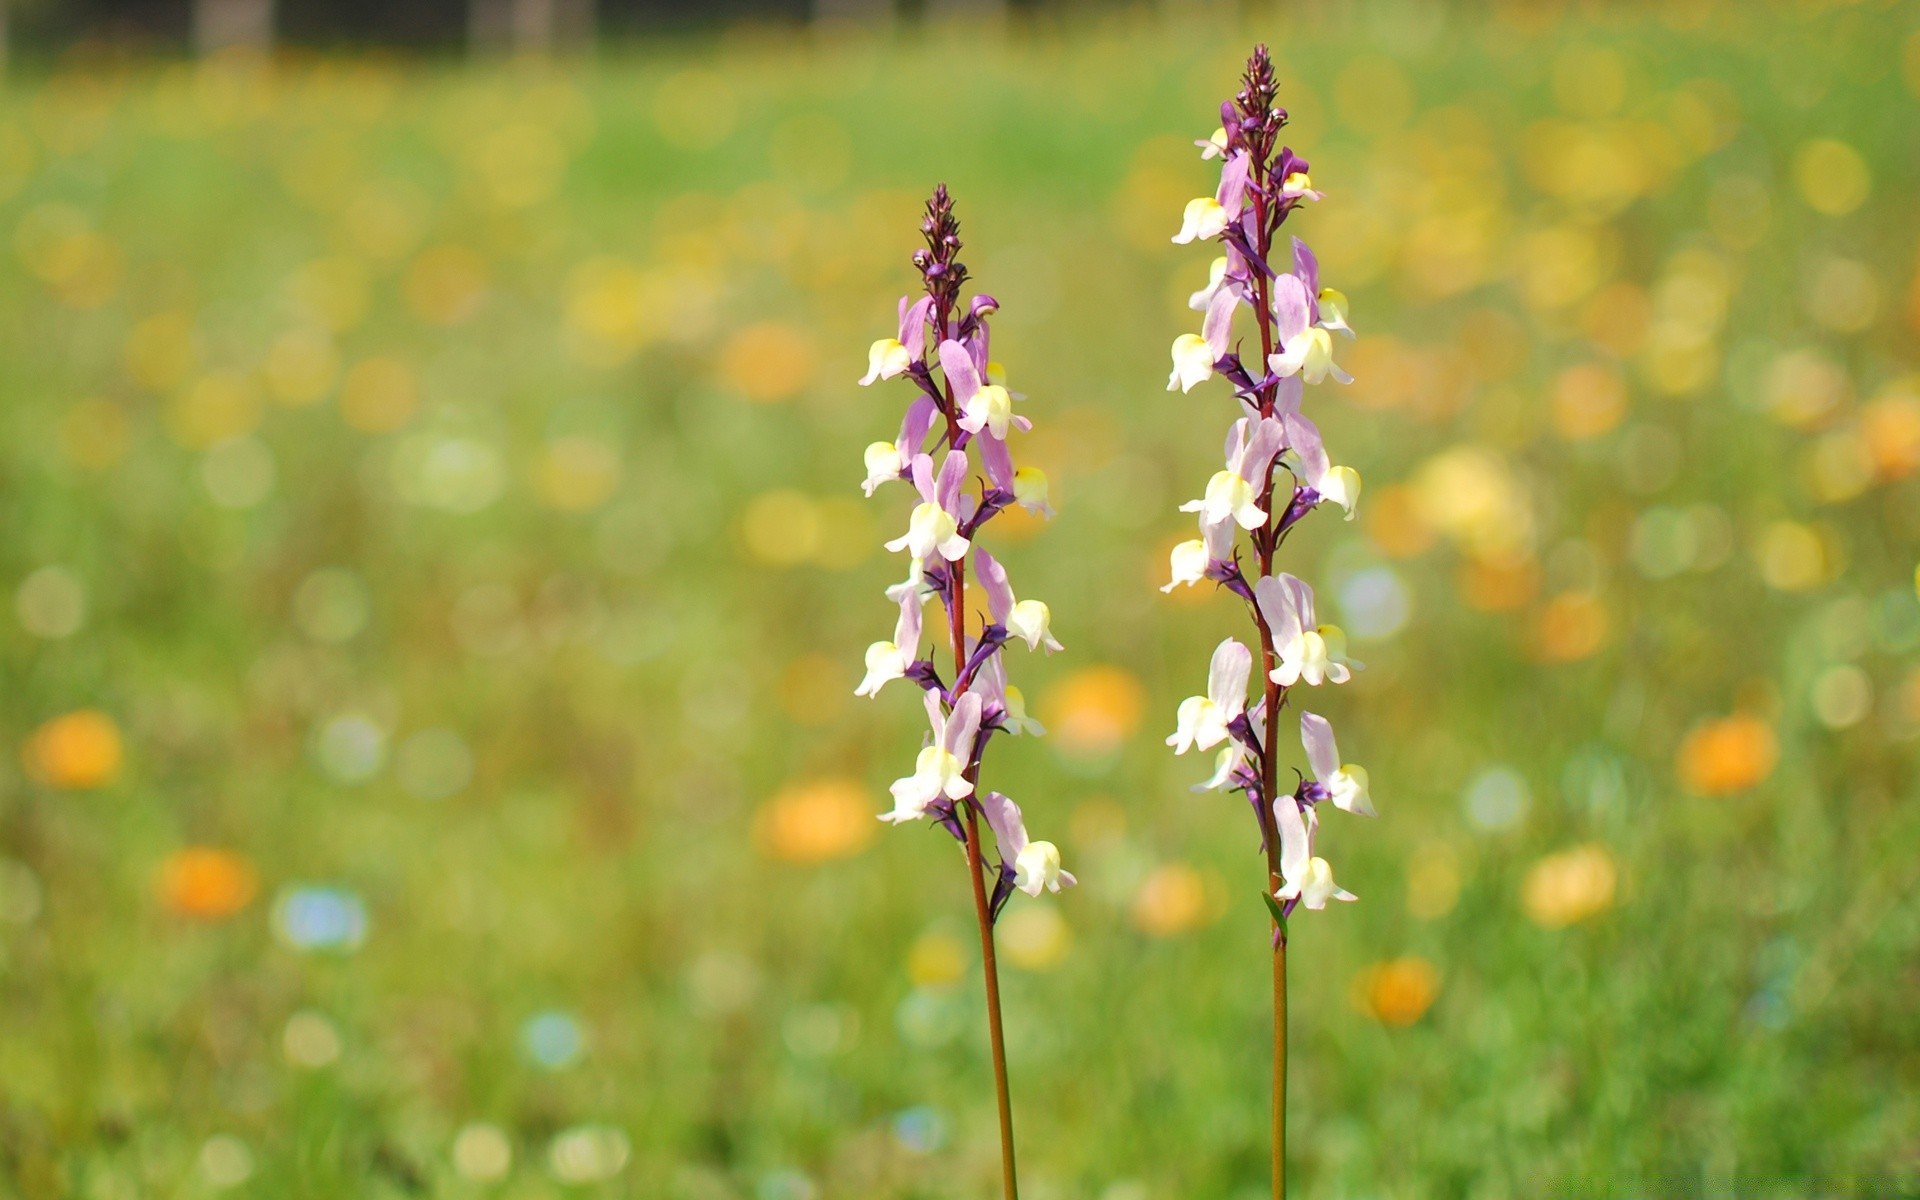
[[194, 0, 273, 53], [813, 0, 894, 27], [473, 0, 594, 56]]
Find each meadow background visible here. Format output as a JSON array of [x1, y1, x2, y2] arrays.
[[3, 2, 1920, 1196]]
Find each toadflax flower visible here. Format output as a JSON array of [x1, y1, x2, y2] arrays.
[[856, 588, 925, 698], [982, 791, 1077, 896], [884, 690, 981, 822], [1153, 45, 1386, 1200], [853, 185, 1072, 1196], [1167, 637, 1251, 754], [1254, 573, 1359, 688]]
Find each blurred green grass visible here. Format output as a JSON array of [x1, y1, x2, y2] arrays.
[[2, 3, 1920, 1196]]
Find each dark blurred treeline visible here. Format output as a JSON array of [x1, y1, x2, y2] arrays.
[[5, 0, 1059, 56]]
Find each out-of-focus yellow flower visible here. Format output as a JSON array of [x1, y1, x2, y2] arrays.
[[339, 179, 429, 262], [263, 329, 340, 407], [1807, 257, 1881, 334], [288, 257, 371, 333], [16, 203, 123, 308], [1457, 554, 1539, 614], [1532, 591, 1609, 663], [775, 654, 848, 729], [1676, 714, 1778, 795], [1581, 281, 1651, 358], [1363, 483, 1436, 559], [23, 710, 123, 789], [1667, 79, 1740, 158], [530, 437, 621, 513], [906, 931, 966, 988], [806, 497, 871, 571], [753, 778, 877, 865], [740, 490, 819, 568], [1413, 445, 1533, 561], [1131, 862, 1222, 938], [721, 322, 815, 404], [1000, 906, 1071, 971], [1550, 363, 1629, 441], [339, 357, 418, 433], [1040, 666, 1145, 760], [124, 310, 198, 392], [1804, 428, 1874, 504], [1522, 844, 1617, 928], [468, 121, 566, 210], [166, 372, 262, 449], [1514, 222, 1612, 310], [403, 245, 489, 325], [1352, 956, 1440, 1025], [1861, 386, 1920, 479], [1520, 120, 1674, 217], [157, 848, 259, 920], [1793, 139, 1870, 216], [1754, 520, 1831, 591], [1764, 349, 1850, 430], [60, 399, 131, 471], [564, 258, 649, 366]]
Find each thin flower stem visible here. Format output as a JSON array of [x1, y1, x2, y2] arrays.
[[1248, 131, 1289, 1200], [940, 342, 1019, 1200], [964, 802, 1020, 1200]]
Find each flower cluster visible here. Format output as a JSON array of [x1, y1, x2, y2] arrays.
[[857, 185, 1074, 914], [1161, 47, 1376, 928]]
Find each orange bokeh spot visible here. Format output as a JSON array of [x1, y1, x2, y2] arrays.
[[1131, 862, 1220, 937], [1862, 394, 1920, 480], [721, 322, 815, 404], [1352, 956, 1440, 1026], [1521, 843, 1618, 929], [1363, 483, 1436, 559], [1039, 666, 1145, 760], [752, 778, 877, 865], [22, 710, 123, 789], [1532, 591, 1610, 662], [157, 848, 259, 920], [1676, 714, 1779, 795], [1457, 556, 1539, 613]]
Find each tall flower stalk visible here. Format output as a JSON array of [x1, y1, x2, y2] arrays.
[[857, 185, 1072, 1200], [1161, 47, 1376, 1200]]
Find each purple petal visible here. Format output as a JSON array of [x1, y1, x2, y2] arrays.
[[1271, 274, 1311, 346], [1202, 286, 1238, 359], [1283, 412, 1329, 484], [978, 429, 1015, 491], [897, 395, 939, 460], [946, 690, 983, 758], [937, 339, 981, 404], [1207, 638, 1252, 713], [973, 547, 1016, 624], [910, 453, 937, 503], [1300, 712, 1340, 782], [1291, 237, 1320, 302], [1216, 151, 1251, 212], [898, 296, 933, 358], [936, 449, 969, 513], [979, 790, 1027, 857]]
